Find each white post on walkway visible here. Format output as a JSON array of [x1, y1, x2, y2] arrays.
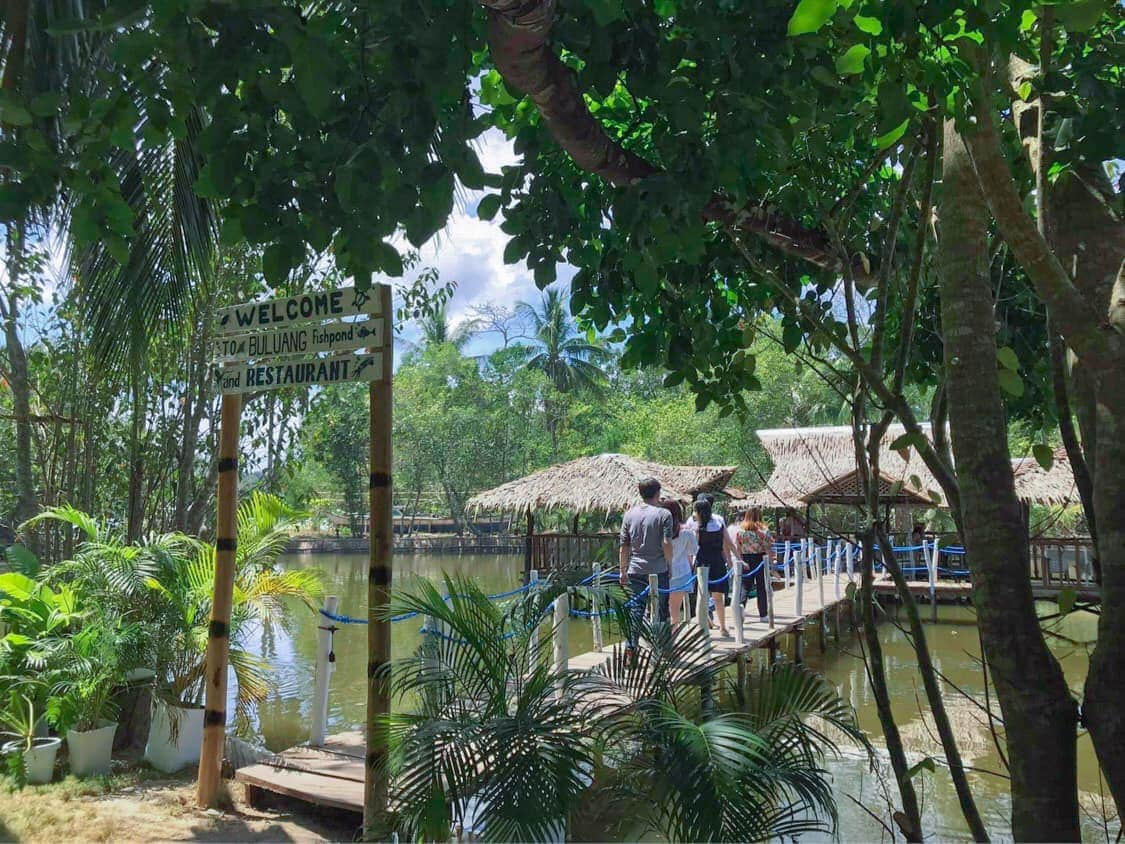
[[528, 569, 540, 669], [766, 555, 775, 629], [795, 545, 805, 617], [553, 589, 569, 675], [846, 540, 855, 583], [784, 541, 792, 588], [591, 563, 603, 652], [648, 573, 659, 625], [833, 540, 842, 600], [731, 556, 745, 645], [929, 540, 939, 618], [696, 567, 709, 634], [311, 595, 338, 746], [816, 545, 825, 607]]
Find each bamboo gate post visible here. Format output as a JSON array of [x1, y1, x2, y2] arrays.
[[196, 392, 241, 807], [648, 573, 659, 626], [929, 539, 939, 622], [311, 595, 339, 746], [816, 544, 826, 652], [553, 590, 569, 681], [783, 540, 792, 588], [731, 554, 744, 646], [766, 551, 775, 629], [364, 283, 394, 836], [528, 569, 540, 666]]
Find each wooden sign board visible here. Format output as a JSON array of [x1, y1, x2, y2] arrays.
[[213, 318, 383, 363], [216, 287, 384, 336], [217, 352, 383, 395]]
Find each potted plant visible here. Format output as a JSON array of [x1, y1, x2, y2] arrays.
[[1, 691, 61, 785], [50, 623, 138, 777]]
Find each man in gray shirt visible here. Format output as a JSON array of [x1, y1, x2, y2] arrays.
[[618, 477, 673, 654]]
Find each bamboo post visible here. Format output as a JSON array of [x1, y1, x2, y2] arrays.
[[794, 544, 804, 618], [783, 541, 792, 588], [648, 572, 659, 626], [310, 595, 338, 747], [816, 544, 825, 610], [591, 563, 603, 652], [523, 511, 534, 584], [695, 567, 708, 634], [553, 590, 569, 675], [846, 540, 855, 582], [528, 569, 540, 667], [364, 284, 394, 836], [731, 556, 744, 645], [196, 392, 241, 807]]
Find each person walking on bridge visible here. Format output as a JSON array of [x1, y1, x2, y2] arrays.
[[619, 477, 674, 659], [736, 507, 774, 623]]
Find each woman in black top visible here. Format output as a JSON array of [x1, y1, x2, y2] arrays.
[[691, 498, 739, 637]]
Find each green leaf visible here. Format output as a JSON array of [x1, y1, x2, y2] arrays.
[[889, 431, 924, 451], [909, 474, 922, 490], [654, 0, 676, 18], [928, 490, 943, 504], [845, 581, 857, 601], [1018, 81, 1033, 102], [835, 44, 870, 75], [586, 0, 624, 25], [787, 0, 839, 35], [3, 544, 39, 576], [782, 322, 803, 353], [1033, 444, 1054, 472], [810, 66, 836, 86], [1057, 586, 1077, 615], [997, 368, 1025, 398], [374, 241, 404, 277], [997, 346, 1020, 371], [1054, 0, 1109, 32], [853, 14, 882, 34], [219, 215, 244, 248], [1020, 8, 1038, 31], [29, 93, 63, 117], [0, 100, 33, 127], [874, 119, 909, 150], [906, 757, 936, 780], [262, 243, 290, 285], [502, 237, 525, 265], [476, 194, 502, 221]]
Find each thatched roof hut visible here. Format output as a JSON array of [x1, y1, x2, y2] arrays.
[[1011, 447, 1078, 507], [466, 454, 738, 517], [745, 424, 947, 509], [740, 425, 1078, 509]]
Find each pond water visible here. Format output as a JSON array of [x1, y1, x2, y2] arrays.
[[244, 552, 1115, 841]]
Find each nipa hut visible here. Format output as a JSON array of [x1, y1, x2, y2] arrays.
[[466, 453, 737, 578]]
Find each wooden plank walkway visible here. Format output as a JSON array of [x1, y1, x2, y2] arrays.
[[234, 574, 854, 813]]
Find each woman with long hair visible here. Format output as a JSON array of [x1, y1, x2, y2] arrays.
[[658, 498, 697, 623], [736, 506, 774, 623], [691, 497, 739, 637]]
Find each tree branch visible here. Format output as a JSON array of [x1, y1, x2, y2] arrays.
[[482, 0, 873, 282]]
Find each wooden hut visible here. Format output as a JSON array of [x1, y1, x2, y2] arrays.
[[466, 453, 737, 578]]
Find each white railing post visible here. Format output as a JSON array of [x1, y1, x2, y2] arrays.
[[816, 545, 826, 618], [731, 555, 744, 645], [591, 563, 603, 652], [766, 554, 775, 629], [784, 540, 792, 588], [833, 539, 842, 600], [553, 590, 569, 675], [929, 540, 938, 614], [311, 595, 338, 746], [528, 569, 540, 670], [696, 566, 709, 634], [795, 545, 805, 617], [846, 540, 855, 583]]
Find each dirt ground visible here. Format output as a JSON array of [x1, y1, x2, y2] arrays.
[[0, 765, 361, 843]]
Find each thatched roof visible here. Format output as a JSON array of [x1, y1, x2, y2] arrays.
[[465, 454, 738, 517], [744, 425, 1079, 509], [1012, 447, 1078, 507], [748, 424, 948, 509]]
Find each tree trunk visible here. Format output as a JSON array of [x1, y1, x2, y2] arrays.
[[126, 363, 147, 542], [1, 288, 38, 542], [939, 121, 1079, 840]]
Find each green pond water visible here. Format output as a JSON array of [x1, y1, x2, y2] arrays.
[[244, 552, 1114, 841]]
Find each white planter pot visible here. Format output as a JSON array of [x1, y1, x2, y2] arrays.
[[67, 721, 118, 777], [144, 701, 203, 773], [3, 737, 61, 784]]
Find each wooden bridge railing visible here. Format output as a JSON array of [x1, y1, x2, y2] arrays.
[[1029, 536, 1096, 588]]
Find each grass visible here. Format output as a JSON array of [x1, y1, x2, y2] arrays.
[[0, 759, 354, 842]]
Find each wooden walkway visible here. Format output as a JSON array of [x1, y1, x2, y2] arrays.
[[234, 575, 853, 813]]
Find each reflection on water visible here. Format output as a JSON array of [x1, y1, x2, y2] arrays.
[[243, 552, 1115, 841]]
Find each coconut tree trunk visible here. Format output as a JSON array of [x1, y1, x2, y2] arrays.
[[939, 121, 1079, 840], [1, 287, 38, 539], [126, 361, 147, 542]]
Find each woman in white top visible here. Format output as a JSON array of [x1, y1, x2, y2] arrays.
[[658, 499, 697, 623]]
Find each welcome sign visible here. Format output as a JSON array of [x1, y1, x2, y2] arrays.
[[216, 287, 383, 335], [213, 318, 383, 362]]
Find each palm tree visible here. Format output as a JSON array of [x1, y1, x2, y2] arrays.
[[401, 301, 479, 355], [376, 574, 865, 842], [515, 288, 612, 393]]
